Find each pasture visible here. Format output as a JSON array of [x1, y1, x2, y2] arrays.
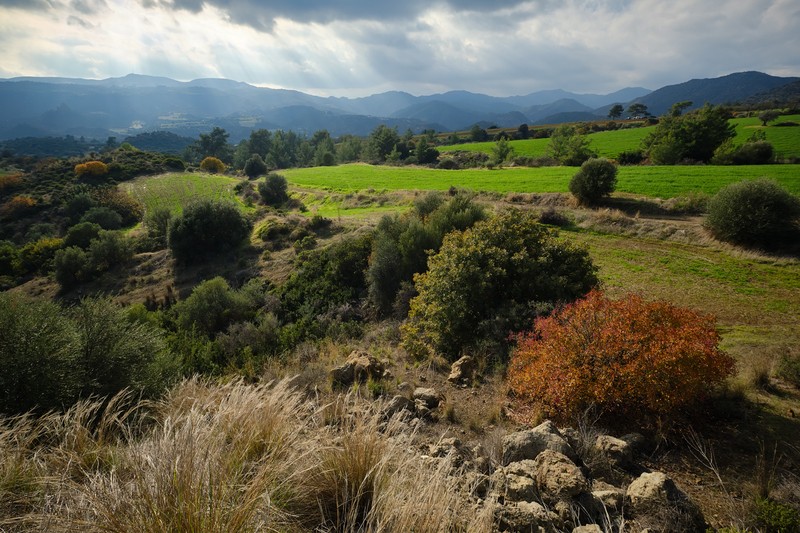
[[283, 163, 800, 198], [121, 172, 252, 214]]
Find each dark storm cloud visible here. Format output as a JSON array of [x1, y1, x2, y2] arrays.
[[144, 0, 537, 32]]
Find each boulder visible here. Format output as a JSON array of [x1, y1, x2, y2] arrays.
[[594, 434, 634, 468], [413, 387, 441, 408], [572, 525, 602, 533], [505, 474, 537, 502], [532, 450, 589, 501], [626, 472, 705, 531], [329, 350, 386, 387], [495, 501, 560, 532], [381, 395, 413, 419], [502, 420, 577, 465], [448, 355, 477, 384]]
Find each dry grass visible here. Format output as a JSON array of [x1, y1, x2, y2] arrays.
[[1, 378, 493, 532]]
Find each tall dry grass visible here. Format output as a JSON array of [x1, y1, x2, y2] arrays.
[[1, 378, 493, 532]]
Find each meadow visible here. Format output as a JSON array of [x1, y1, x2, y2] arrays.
[[438, 114, 800, 160], [283, 163, 800, 198], [121, 172, 253, 214]]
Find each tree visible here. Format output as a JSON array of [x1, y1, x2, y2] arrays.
[[546, 124, 595, 166], [669, 100, 693, 117], [244, 154, 268, 178], [365, 125, 401, 162], [642, 104, 735, 164], [517, 123, 530, 139], [758, 110, 780, 126], [402, 209, 598, 360], [415, 137, 440, 165], [469, 125, 489, 142], [626, 103, 649, 118], [174, 277, 254, 338], [194, 127, 233, 163], [508, 290, 735, 426], [491, 138, 515, 164], [258, 173, 289, 206], [608, 104, 624, 119], [569, 158, 618, 205], [706, 178, 800, 249], [168, 200, 251, 262]]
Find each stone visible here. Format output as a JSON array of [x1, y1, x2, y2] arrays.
[[381, 395, 413, 419], [505, 473, 538, 502], [495, 501, 559, 532], [413, 387, 441, 408], [595, 434, 634, 468], [448, 355, 477, 384], [329, 350, 386, 387], [626, 472, 705, 531], [502, 420, 577, 465], [572, 525, 602, 533], [532, 450, 589, 501]]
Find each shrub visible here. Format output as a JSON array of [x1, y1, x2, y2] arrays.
[[54, 246, 90, 289], [74, 160, 109, 178], [174, 277, 256, 338], [144, 207, 173, 244], [81, 206, 123, 230], [569, 157, 618, 205], [64, 221, 102, 249], [0, 240, 18, 277], [244, 154, 268, 178], [546, 124, 594, 166], [87, 231, 133, 271], [17, 237, 63, 274], [706, 179, 800, 249], [94, 187, 145, 226], [200, 156, 226, 174], [507, 290, 735, 427], [258, 173, 289, 206], [402, 209, 598, 361], [0, 173, 23, 194], [617, 150, 644, 165], [168, 200, 251, 262], [0, 195, 36, 219]]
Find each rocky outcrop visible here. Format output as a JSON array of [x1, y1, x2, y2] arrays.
[[329, 350, 387, 387], [448, 355, 477, 385], [502, 420, 577, 465], [625, 471, 706, 531], [532, 449, 589, 502]]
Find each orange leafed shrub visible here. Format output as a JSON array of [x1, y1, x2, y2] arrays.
[[0, 173, 24, 192], [75, 160, 109, 177], [508, 290, 735, 426], [0, 195, 36, 218]]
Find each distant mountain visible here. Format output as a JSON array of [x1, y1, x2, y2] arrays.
[[631, 71, 800, 116], [745, 80, 800, 107], [0, 71, 795, 142]]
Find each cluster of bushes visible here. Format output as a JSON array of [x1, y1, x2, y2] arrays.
[[168, 200, 252, 263], [0, 293, 176, 414], [254, 213, 331, 252], [54, 226, 132, 288], [712, 131, 775, 165]]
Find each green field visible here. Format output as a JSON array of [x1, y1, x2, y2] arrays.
[[284, 163, 800, 198], [439, 114, 800, 160], [122, 173, 252, 214]]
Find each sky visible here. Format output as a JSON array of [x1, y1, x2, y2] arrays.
[[0, 0, 798, 97]]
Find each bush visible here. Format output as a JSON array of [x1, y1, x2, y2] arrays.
[[569, 157, 618, 205], [74, 160, 109, 177], [17, 237, 63, 274], [94, 187, 145, 226], [508, 290, 735, 426], [617, 150, 644, 165], [54, 246, 90, 289], [64, 221, 102, 249], [258, 173, 289, 206], [81, 206, 123, 230], [706, 179, 800, 249], [244, 154, 268, 178], [87, 230, 133, 271], [0, 195, 36, 219], [144, 207, 173, 244], [402, 209, 598, 361], [200, 156, 226, 174], [546, 124, 594, 166], [168, 200, 251, 262], [173, 277, 256, 338]]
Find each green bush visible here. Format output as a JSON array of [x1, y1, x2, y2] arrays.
[[173, 277, 256, 338], [754, 498, 800, 532], [64, 221, 102, 249], [168, 200, 251, 262], [54, 246, 90, 289], [706, 179, 800, 249], [81, 206, 123, 230], [258, 173, 289, 206], [144, 207, 173, 244], [17, 237, 63, 275], [87, 231, 133, 271], [546, 124, 594, 166], [200, 156, 226, 174], [402, 209, 598, 361], [569, 157, 618, 205], [244, 154, 268, 178]]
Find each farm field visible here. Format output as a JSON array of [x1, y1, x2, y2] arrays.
[[438, 114, 800, 160], [283, 163, 800, 198], [121, 172, 253, 214]]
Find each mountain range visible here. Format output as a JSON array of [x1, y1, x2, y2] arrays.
[[0, 71, 797, 142]]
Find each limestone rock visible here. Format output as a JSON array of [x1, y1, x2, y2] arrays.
[[626, 471, 705, 531], [413, 387, 441, 408], [329, 350, 386, 387], [502, 420, 576, 465], [448, 355, 477, 384], [595, 434, 633, 468], [381, 395, 413, 419], [495, 501, 559, 532], [532, 449, 589, 501]]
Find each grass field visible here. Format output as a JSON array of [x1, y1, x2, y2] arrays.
[[439, 114, 800, 160], [283, 163, 800, 198], [122, 173, 252, 214]]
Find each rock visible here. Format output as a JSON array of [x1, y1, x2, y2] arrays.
[[414, 399, 433, 420], [505, 459, 538, 479], [595, 434, 633, 468], [620, 432, 646, 452], [495, 501, 560, 532], [626, 472, 705, 531], [502, 420, 577, 465], [329, 350, 386, 387], [532, 450, 589, 501], [505, 473, 537, 502], [413, 387, 441, 408], [572, 525, 602, 533], [466, 471, 490, 498], [448, 355, 477, 384], [381, 395, 413, 419], [591, 483, 625, 512]]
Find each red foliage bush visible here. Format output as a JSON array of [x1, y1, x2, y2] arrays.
[[508, 290, 735, 427]]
